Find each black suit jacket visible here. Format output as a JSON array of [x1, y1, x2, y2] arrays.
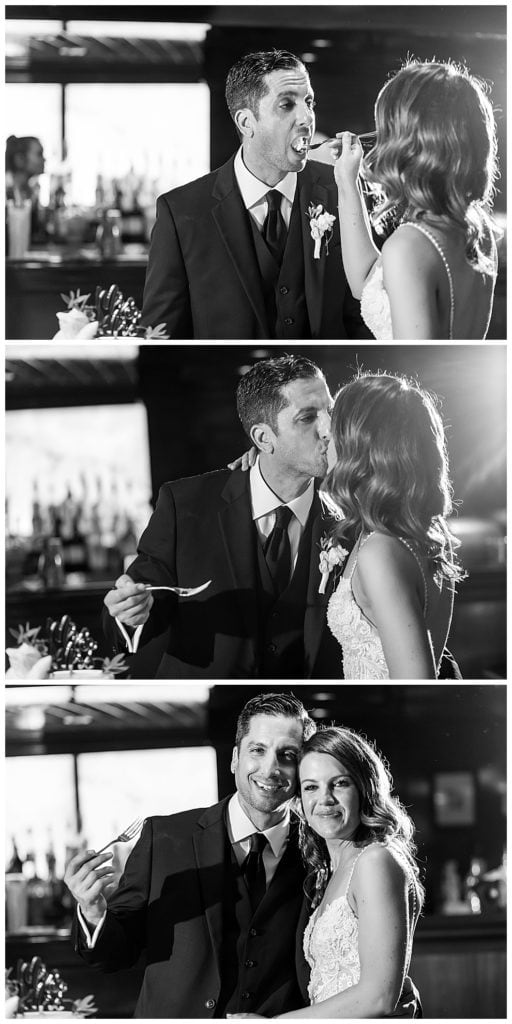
[[141, 155, 370, 340], [74, 799, 309, 1019], [104, 468, 342, 679]]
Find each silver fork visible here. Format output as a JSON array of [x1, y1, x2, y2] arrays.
[[84, 817, 144, 861], [309, 131, 376, 150], [143, 580, 212, 596]]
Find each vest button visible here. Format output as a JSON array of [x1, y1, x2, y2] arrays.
[[204, 998, 216, 1009], [284, 316, 294, 326], [249, 927, 258, 936], [267, 642, 277, 654], [244, 959, 256, 968], [279, 285, 289, 294], [241, 991, 251, 1000]]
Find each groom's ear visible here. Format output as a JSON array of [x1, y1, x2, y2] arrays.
[[250, 422, 275, 454], [235, 107, 255, 139]]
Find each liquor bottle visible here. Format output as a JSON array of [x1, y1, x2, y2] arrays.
[[86, 476, 108, 575], [6, 835, 24, 873], [464, 857, 485, 913]]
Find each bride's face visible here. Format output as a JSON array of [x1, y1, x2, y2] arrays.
[[300, 752, 361, 841]]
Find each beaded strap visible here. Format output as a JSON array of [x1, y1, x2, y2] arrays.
[[343, 842, 381, 898], [396, 536, 428, 617], [400, 221, 455, 340]]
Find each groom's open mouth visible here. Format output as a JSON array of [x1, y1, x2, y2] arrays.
[[291, 136, 311, 155]]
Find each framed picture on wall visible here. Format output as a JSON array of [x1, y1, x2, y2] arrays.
[[433, 771, 476, 826]]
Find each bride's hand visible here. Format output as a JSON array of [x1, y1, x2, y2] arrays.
[[332, 131, 364, 191], [227, 447, 258, 471]]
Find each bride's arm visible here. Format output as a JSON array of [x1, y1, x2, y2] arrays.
[[354, 533, 436, 679], [333, 132, 379, 299], [275, 846, 414, 1019]]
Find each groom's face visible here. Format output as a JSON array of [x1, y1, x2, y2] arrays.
[[244, 67, 316, 183], [271, 375, 333, 482]]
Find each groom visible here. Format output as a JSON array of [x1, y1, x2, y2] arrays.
[[103, 355, 343, 678], [141, 49, 370, 340]]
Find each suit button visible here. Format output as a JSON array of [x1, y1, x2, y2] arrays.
[[279, 285, 289, 294], [205, 998, 216, 1009], [244, 959, 256, 968], [249, 927, 258, 936], [284, 316, 294, 326], [241, 991, 251, 1000], [267, 642, 277, 654]]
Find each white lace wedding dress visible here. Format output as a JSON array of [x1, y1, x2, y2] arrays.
[[360, 222, 455, 340], [303, 844, 417, 1011], [326, 532, 429, 680]]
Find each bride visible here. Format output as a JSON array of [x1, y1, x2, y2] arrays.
[[230, 726, 423, 1019], [323, 372, 464, 679], [333, 60, 499, 339]]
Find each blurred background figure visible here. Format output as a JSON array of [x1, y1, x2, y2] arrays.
[[6, 134, 46, 202], [6, 134, 47, 255]]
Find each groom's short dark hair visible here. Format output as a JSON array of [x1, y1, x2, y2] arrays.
[[225, 49, 307, 123], [236, 354, 325, 437], [235, 692, 316, 749]]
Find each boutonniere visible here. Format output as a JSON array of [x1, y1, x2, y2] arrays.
[[318, 536, 348, 594], [307, 203, 336, 259]]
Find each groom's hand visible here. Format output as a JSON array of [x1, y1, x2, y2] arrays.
[[104, 574, 154, 628]]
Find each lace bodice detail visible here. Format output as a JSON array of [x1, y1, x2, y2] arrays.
[[327, 533, 429, 680], [360, 257, 394, 341], [360, 223, 455, 340], [327, 575, 389, 679], [304, 891, 361, 1003], [303, 844, 417, 1006]]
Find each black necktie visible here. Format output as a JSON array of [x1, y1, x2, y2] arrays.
[[262, 190, 286, 264], [264, 505, 293, 595], [242, 832, 268, 909]]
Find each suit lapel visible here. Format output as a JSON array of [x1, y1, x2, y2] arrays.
[[303, 490, 334, 675], [212, 159, 268, 333], [218, 470, 260, 652], [299, 164, 336, 338], [192, 799, 230, 982]]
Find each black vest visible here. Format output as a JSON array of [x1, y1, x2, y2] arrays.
[[220, 827, 306, 1017], [249, 191, 311, 339], [254, 509, 314, 679]]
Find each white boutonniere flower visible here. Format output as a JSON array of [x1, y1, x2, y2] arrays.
[[318, 535, 348, 594], [307, 203, 336, 259]]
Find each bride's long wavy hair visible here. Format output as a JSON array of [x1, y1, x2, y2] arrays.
[[322, 372, 464, 584], [362, 59, 499, 274], [297, 727, 424, 910]]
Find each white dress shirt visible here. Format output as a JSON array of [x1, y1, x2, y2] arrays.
[[226, 792, 291, 886], [77, 792, 292, 947], [250, 456, 315, 581], [234, 147, 296, 231]]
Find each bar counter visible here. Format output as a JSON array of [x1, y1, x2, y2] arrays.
[[6, 246, 507, 341], [6, 245, 147, 340], [6, 565, 506, 679], [6, 912, 506, 1019]]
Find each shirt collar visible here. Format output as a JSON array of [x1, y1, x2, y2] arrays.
[[234, 147, 297, 211], [250, 455, 315, 528], [227, 792, 291, 858]]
